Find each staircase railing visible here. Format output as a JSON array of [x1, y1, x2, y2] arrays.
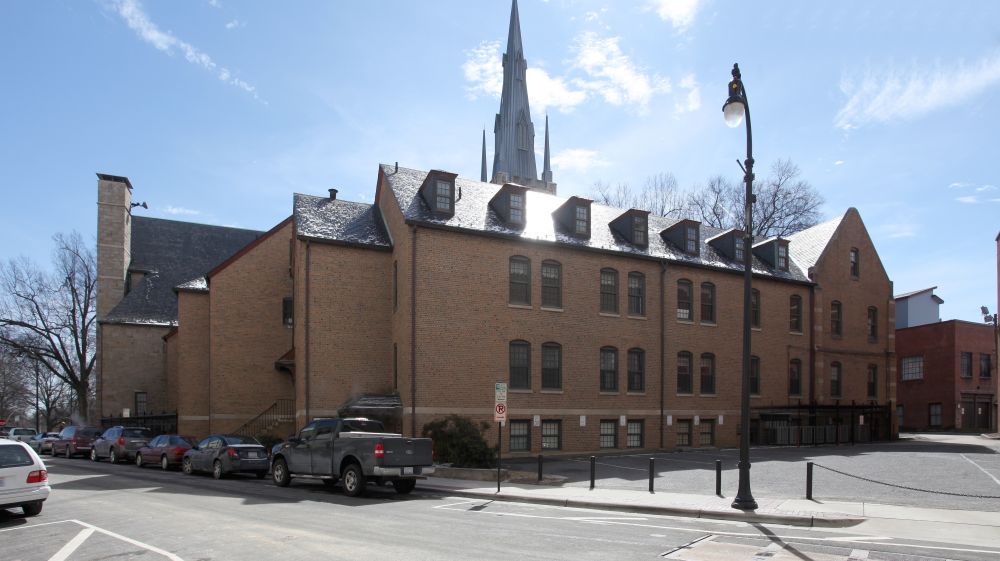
[[233, 398, 295, 438]]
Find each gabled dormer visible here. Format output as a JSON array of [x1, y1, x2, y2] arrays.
[[707, 229, 747, 262], [660, 219, 701, 256], [418, 170, 459, 217], [488, 183, 529, 228], [610, 209, 650, 248], [552, 196, 592, 239], [753, 237, 790, 271]]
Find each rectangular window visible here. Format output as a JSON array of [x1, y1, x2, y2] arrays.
[[961, 352, 973, 378], [541, 420, 561, 450], [509, 420, 530, 451], [509, 257, 530, 305], [929, 403, 942, 427], [435, 179, 452, 211], [751, 290, 760, 328], [626, 420, 643, 448], [868, 307, 878, 341], [677, 353, 692, 394], [627, 349, 645, 392], [867, 364, 878, 399], [393, 261, 398, 312], [628, 273, 645, 316], [541, 261, 562, 308], [509, 342, 530, 389], [749, 356, 760, 396], [685, 225, 698, 254], [541, 344, 561, 390], [575, 206, 588, 235], [701, 283, 715, 323], [777, 244, 788, 270], [676, 420, 691, 446], [600, 348, 618, 392], [677, 280, 692, 320], [735, 236, 744, 262], [509, 193, 524, 223], [600, 269, 618, 313], [831, 301, 842, 336], [789, 296, 802, 332], [134, 392, 148, 416], [599, 420, 617, 448], [850, 248, 860, 277], [830, 363, 842, 398], [981, 353, 992, 378], [788, 360, 802, 396], [282, 297, 293, 327], [633, 216, 646, 245], [901, 356, 923, 380], [700, 354, 716, 394], [699, 420, 715, 446]]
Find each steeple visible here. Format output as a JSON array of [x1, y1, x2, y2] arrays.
[[481, 129, 488, 182], [542, 114, 552, 184], [489, 0, 555, 195]]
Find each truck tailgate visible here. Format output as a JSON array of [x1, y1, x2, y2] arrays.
[[379, 437, 433, 467]]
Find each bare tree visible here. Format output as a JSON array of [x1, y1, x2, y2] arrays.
[[0, 232, 97, 421], [592, 173, 685, 218], [686, 175, 737, 230]]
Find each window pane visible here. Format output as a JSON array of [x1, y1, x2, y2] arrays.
[[867, 365, 878, 399], [677, 280, 692, 320], [961, 352, 972, 378], [541, 420, 561, 449], [436, 180, 451, 211], [700, 354, 715, 394], [510, 341, 530, 389], [628, 273, 645, 316], [850, 248, 860, 277], [788, 360, 802, 396], [600, 269, 618, 313], [541, 344, 561, 390], [628, 349, 644, 392], [542, 261, 562, 308], [600, 348, 618, 391], [685, 226, 698, 253], [982, 354, 992, 378], [777, 244, 788, 270], [677, 353, 692, 393], [831, 301, 842, 336], [901, 357, 923, 380], [699, 420, 715, 446], [510, 420, 530, 451], [509, 257, 530, 305], [790, 295, 802, 332], [868, 307, 878, 340], [676, 420, 691, 446], [509, 193, 523, 223], [633, 217, 646, 245], [575, 206, 588, 234], [751, 290, 761, 328], [599, 420, 616, 448], [735, 237, 744, 262], [929, 404, 942, 427], [830, 363, 842, 397], [701, 283, 715, 323], [627, 421, 643, 448]]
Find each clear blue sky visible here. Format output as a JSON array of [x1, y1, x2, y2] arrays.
[[2, 0, 998, 322]]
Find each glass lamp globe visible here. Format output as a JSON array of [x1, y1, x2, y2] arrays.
[[723, 100, 745, 128]]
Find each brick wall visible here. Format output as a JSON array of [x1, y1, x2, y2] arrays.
[[98, 323, 170, 417], [176, 291, 210, 437]]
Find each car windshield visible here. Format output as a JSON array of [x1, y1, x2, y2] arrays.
[[342, 420, 384, 433], [176, 436, 197, 446], [223, 436, 260, 446], [122, 428, 151, 438], [80, 429, 102, 437], [0, 444, 34, 468]]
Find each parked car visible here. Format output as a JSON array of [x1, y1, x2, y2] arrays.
[[0, 440, 50, 517], [52, 426, 102, 458], [135, 435, 196, 470], [182, 435, 269, 479], [28, 433, 60, 455], [270, 418, 434, 496], [2, 428, 38, 443], [90, 426, 153, 463]]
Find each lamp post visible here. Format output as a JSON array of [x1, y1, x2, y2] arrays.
[[723, 63, 758, 510], [982, 306, 998, 432]]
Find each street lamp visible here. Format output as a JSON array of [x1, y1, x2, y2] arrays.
[[723, 62, 758, 510], [982, 306, 998, 432]]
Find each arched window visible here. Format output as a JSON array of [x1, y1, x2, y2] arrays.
[[600, 347, 618, 392], [541, 343, 562, 390], [541, 260, 562, 308], [509, 340, 531, 389], [677, 352, 692, 394], [627, 348, 645, 392], [677, 279, 693, 321], [600, 268, 618, 313], [701, 282, 715, 323], [509, 256, 530, 305]]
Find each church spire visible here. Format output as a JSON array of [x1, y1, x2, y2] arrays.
[[542, 114, 552, 184], [481, 128, 488, 182]]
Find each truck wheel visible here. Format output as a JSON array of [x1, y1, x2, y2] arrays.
[[212, 460, 224, 479], [393, 479, 416, 495], [342, 463, 366, 497], [22, 501, 43, 517], [272, 458, 291, 487]]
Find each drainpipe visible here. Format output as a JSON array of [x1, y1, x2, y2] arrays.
[[808, 284, 816, 405], [659, 261, 666, 449], [305, 241, 311, 423], [410, 225, 418, 437]]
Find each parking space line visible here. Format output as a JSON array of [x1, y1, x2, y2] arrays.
[[74, 520, 185, 561], [0, 519, 77, 533], [47, 528, 94, 561], [960, 454, 1000, 487]]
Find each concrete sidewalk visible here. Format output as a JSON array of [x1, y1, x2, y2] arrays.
[[417, 475, 1000, 543]]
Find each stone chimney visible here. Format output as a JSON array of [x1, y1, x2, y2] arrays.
[[96, 173, 133, 319]]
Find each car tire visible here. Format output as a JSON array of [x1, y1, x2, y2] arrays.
[[161, 455, 170, 471], [392, 479, 416, 495], [21, 501, 43, 517], [272, 458, 290, 487], [135, 453, 143, 468], [341, 463, 366, 497], [212, 460, 224, 480], [110, 449, 119, 464], [90, 448, 98, 462], [182, 457, 194, 475]]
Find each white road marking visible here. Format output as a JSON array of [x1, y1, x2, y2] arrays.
[[0, 519, 77, 533], [47, 528, 95, 561], [74, 519, 185, 561], [847, 549, 869, 560], [961, 454, 1000, 487]]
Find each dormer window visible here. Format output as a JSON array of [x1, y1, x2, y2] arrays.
[[633, 215, 646, 245], [575, 206, 588, 235], [510, 193, 524, 223], [418, 170, 458, 217], [776, 243, 788, 271], [611, 209, 650, 248], [685, 226, 698, 253], [489, 183, 528, 228], [660, 219, 701, 256], [435, 180, 452, 212]]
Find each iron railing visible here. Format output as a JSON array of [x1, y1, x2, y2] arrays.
[[233, 399, 295, 438], [100, 413, 177, 435]]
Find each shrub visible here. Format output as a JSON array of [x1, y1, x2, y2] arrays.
[[422, 415, 496, 468]]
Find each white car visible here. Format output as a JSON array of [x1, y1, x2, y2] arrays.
[[0, 440, 50, 516], [6, 428, 39, 443]]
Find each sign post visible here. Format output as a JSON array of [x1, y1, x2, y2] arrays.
[[494, 382, 507, 493]]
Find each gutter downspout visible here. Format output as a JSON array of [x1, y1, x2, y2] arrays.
[[808, 283, 816, 405], [305, 241, 311, 423], [410, 225, 418, 437], [659, 261, 666, 449]]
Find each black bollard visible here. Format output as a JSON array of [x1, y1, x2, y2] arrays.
[[648, 457, 655, 493], [537, 454, 543, 483], [806, 461, 813, 500], [590, 456, 596, 490], [715, 459, 722, 496]]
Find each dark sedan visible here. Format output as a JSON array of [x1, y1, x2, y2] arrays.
[[182, 435, 268, 479], [135, 435, 196, 470]]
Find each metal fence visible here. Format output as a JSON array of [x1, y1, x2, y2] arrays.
[[100, 413, 177, 435]]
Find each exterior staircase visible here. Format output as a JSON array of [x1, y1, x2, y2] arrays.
[[233, 399, 295, 441]]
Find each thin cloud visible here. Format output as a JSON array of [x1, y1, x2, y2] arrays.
[[111, 0, 263, 102], [976, 185, 997, 192], [674, 74, 701, 114], [647, 0, 702, 32], [526, 68, 587, 114], [834, 160, 845, 166], [956, 196, 978, 204], [571, 32, 671, 110], [551, 148, 609, 173], [462, 41, 503, 99], [225, 19, 245, 30], [879, 223, 917, 239], [835, 52, 1000, 130], [163, 205, 201, 216]]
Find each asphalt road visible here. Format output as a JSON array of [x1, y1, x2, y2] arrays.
[[2, 453, 1000, 560], [504, 433, 1000, 512]]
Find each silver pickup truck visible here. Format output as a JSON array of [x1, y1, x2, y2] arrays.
[[270, 418, 434, 496]]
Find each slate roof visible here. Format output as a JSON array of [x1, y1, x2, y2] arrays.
[[293, 194, 391, 249], [381, 164, 811, 283], [786, 214, 844, 273], [103, 217, 262, 326]]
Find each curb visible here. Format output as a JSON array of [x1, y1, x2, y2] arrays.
[[416, 484, 863, 528]]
